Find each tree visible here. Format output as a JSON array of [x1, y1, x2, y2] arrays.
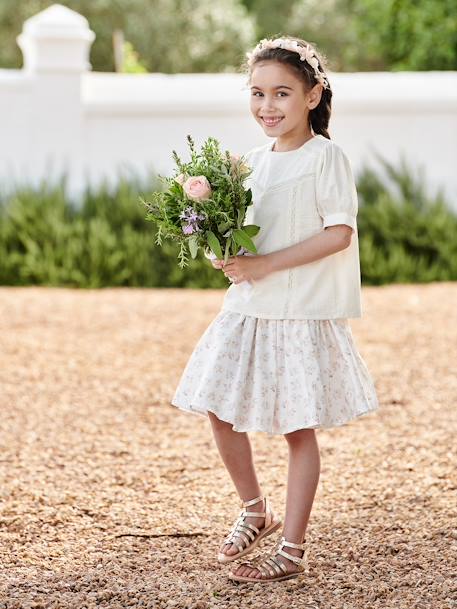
[[0, 0, 256, 73], [285, 0, 457, 71]]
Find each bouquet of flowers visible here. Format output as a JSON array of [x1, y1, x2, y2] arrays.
[[141, 135, 260, 269]]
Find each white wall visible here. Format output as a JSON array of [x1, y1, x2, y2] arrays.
[[3, 4, 457, 209]]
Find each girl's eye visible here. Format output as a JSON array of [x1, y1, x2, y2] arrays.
[[251, 92, 288, 97]]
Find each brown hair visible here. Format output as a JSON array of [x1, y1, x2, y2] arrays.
[[242, 35, 332, 140]]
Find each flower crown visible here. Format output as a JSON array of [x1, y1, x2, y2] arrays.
[[245, 37, 329, 90]]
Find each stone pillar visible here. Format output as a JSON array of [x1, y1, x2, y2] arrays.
[[16, 4, 95, 198]]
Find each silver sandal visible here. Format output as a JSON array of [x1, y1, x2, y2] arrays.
[[228, 536, 307, 582], [217, 494, 282, 563]]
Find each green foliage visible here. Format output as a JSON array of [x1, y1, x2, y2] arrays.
[[284, 0, 364, 72], [371, 0, 457, 71], [0, 156, 456, 288], [356, 154, 457, 284], [0, 174, 229, 288], [2, 0, 455, 72], [265, 0, 457, 71], [0, 0, 255, 73], [122, 40, 147, 74]]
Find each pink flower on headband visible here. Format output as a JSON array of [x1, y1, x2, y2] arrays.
[[246, 38, 329, 90], [303, 45, 319, 70]]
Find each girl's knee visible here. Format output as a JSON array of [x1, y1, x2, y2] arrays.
[[284, 427, 316, 445], [208, 410, 234, 430]]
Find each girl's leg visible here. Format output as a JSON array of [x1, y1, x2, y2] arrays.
[[233, 428, 320, 578], [282, 428, 320, 542], [207, 411, 267, 556]]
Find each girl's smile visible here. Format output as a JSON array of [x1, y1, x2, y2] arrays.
[[261, 116, 284, 127]]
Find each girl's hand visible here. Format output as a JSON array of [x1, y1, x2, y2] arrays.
[[222, 254, 271, 284], [210, 259, 225, 270]]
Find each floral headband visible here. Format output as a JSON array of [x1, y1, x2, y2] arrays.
[[245, 37, 330, 90]]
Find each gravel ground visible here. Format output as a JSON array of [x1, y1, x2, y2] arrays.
[[0, 284, 456, 609]]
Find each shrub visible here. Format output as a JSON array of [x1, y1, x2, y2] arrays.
[[356, 154, 457, 284], [0, 156, 456, 287]]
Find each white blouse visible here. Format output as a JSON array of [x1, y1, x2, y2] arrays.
[[211, 134, 363, 320]]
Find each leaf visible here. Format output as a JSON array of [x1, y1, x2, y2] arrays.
[[188, 234, 199, 259], [206, 230, 223, 259], [242, 224, 260, 237], [217, 221, 231, 233], [224, 237, 232, 263], [232, 228, 257, 254]]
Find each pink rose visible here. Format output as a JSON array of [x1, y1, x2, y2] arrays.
[[175, 173, 186, 185], [182, 175, 212, 201]]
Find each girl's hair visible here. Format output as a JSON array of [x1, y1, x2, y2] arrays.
[[242, 36, 332, 140]]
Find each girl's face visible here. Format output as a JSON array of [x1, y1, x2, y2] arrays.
[[249, 60, 321, 139]]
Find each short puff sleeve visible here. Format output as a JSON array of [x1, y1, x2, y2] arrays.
[[316, 143, 358, 233]]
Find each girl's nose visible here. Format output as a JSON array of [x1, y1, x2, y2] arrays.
[[261, 103, 278, 112]]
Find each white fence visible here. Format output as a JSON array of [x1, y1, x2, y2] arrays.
[[2, 3, 457, 208]]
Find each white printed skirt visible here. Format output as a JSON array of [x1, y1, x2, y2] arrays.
[[171, 309, 379, 435]]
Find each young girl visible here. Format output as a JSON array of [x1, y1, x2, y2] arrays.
[[171, 35, 379, 583]]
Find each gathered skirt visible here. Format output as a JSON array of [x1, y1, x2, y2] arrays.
[[171, 309, 379, 435]]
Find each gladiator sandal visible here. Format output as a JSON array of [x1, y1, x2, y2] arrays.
[[228, 535, 307, 583], [217, 495, 282, 563]]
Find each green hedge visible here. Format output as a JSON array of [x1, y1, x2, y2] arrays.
[[0, 174, 227, 289], [356, 155, 457, 284], [0, 158, 456, 287]]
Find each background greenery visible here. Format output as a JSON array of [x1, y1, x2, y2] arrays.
[[1, 156, 455, 288], [1, 0, 456, 73]]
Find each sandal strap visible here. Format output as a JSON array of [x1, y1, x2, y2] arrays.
[[255, 554, 287, 578], [265, 555, 288, 575], [240, 495, 269, 520], [224, 532, 250, 548], [230, 523, 259, 541], [240, 522, 261, 535], [224, 519, 260, 548], [240, 509, 265, 518], [233, 516, 261, 535], [241, 494, 264, 508], [257, 561, 276, 578], [279, 536, 306, 550], [272, 536, 307, 567], [277, 548, 304, 566]]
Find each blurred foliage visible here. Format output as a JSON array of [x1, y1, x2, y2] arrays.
[[356, 153, 457, 283], [0, 172, 228, 288], [122, 41, 148, 74], [283, 0, 457, 71], [0, 157, 456, 287], [0, 0, 255, 73], [0, 0, 455, 72]]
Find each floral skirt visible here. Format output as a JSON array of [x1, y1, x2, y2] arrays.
[[171, 309, 379, 435]]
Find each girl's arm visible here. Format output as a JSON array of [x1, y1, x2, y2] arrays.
[[263, 224, 353, 274]]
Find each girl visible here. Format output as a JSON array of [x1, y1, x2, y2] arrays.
[[171, 35, 379, 583]]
